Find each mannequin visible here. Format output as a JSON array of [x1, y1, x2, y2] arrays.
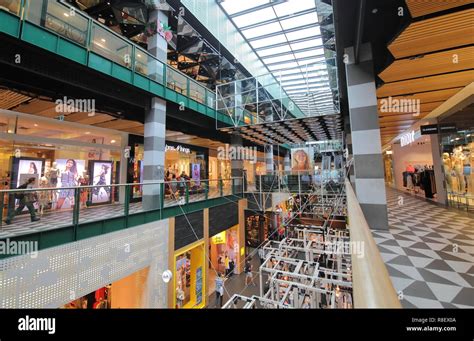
[[442, 153, 453, 192], [452, 147, 466, 193]]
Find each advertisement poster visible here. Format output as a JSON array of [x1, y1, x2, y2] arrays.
[[192, 163, 200, 186], [196, 267, 202, 305], [176, 253, 191, 308], [291, 148, 312, 171], [54, 159, 86, 209], [90, 161, 113, 204], [16, 159, 44, 187]]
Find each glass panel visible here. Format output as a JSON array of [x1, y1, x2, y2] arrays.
[[290, 38, 323, 50], [232, 7, 276, 27], [189, 80, 206, 104], [263, 54, 295, 65], [220, 0, 270, 15], [294, 48, 324, 60], [280, 12, 318, 30], [166, 67, 188, 95], [25, 0, 88, 46], [242, 22, 281, 39], [257, 45, 292, 57], [250, 34, 287, 49], [135, 49, 164, 83], [0, 0, 21, 15], [273, 0, 316, 17], [285, 26, 320, 41], [91, 24, 132, 68], [207, 90, 215, 109]]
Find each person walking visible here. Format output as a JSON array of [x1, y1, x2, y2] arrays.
[[5, 177, 40, 224], [258, 247, 265, 264], [244, 260, 255, 286], [215, 274, 224, 308]]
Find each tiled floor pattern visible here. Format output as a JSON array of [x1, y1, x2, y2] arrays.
[[373, 187, 474, 308]]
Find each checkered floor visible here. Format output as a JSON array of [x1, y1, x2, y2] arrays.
[[0, 188, 226, 239], [373, 187, 474, 308]]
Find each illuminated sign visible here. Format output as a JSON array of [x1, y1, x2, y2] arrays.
[[165, 144, 191, 154], [400, 131, 415, 147], [211, 231, 226, 244]]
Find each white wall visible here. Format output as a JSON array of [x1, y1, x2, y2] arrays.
[[392, 140, 433, 190], [0, 220, 169, 308]]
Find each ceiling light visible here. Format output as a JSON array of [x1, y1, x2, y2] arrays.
[[64, 13, 69, 17], [372, 8, 378, 13], [34, 124, 38, 127], [101, 38, 106, 42], [85, 132, 90, 135], [111, 140, 116, 144]]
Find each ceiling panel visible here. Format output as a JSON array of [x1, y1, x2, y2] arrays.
[[388, 9, 474, 58], [406, 0, 472, 18], [379, 46, 474, 83], [376, 69, 474, 97]]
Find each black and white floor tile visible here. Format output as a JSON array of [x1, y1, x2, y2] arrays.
[[373, 187, 474, 308]]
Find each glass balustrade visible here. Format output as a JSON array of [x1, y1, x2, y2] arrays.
[[15, 0, 218, 109], [0, 178, 242, 238], [24, 0, 89, 46]]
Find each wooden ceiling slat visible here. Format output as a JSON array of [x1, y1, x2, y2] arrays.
[[0, 90, 31, 109], [76, 114, 115, 125], [379, 113, 430, 123], [406, 0, 472, 18], [379, 46, 474, 82], [94, 119, 143, 129], [377, 87, 462, 103], [388, 9, 474, 58], [376, 69, 474, 97]]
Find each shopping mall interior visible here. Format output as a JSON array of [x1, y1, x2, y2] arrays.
[[0, 0, 473, 336]]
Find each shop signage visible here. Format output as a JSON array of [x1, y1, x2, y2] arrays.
[[439, 123, 457, 133], [420, 124, 439, 135], [165, 144, 191, 154], [211, 231, 226, 244], [400, 131, 416, 147]]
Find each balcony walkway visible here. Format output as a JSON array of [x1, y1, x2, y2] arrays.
[[373, 187, 474, 308], [0, 188, 227, 239]]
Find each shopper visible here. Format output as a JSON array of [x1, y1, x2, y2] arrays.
[[224, 253, 230, 276], [244, 260, 255, 286], [215, 274, 224, 308], [5, 177, 40, 224], [301, 295, 311, 309], [258, 247, 265, 264]]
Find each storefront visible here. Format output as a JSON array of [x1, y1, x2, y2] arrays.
[[61, 267, 150, 309], [389, 131, 437, 200], [127, 135, 208, 200], [0, 111, 126, 216], [174, 241, 205, 309], [439, 128, 474, 209], [244, 208, 286, 248], [207, 224, 240, 293]]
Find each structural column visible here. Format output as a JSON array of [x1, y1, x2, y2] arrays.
[[265, 112, 274, 173], [284, 151, 291, 172], [344, 43, 388, 230], [430, 131, 448, 205], [143, 8, 168, 210], [231, 132, 244, 193]]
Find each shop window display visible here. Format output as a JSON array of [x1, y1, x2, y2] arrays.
[[62, 285, 111, 309], [175, 252, 191, 308]]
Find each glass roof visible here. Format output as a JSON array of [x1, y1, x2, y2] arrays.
[[219, 0, 339, 116]]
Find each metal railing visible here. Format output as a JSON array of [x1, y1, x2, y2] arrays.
[[0, 177, 243, 232], [247, 170, 345, 193], [0, 0, 216, 109], [345, 179, 401, 308]]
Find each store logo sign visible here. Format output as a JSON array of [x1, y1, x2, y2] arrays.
[[55, 96, 96, 117], [165, 144, 190, 154], [400, 131, 415, 147], [217, 145, 257, 164]]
